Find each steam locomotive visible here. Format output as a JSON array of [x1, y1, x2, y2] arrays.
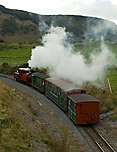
[[14, 68, 100, 125]]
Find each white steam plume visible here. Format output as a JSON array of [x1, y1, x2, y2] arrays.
[[28, 26, 116, 85]]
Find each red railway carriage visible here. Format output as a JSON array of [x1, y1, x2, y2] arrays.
[[14, 68, 31, 83], [68, 94, 100, 125]]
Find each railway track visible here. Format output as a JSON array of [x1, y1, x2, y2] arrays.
[[100, 112, 114, 120], [0, 73, 13, 79], [83, 127, 116, 152]]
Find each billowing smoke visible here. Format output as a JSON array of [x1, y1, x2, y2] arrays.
[[28, 26, 116, 85], [86, 19, 117, 42]]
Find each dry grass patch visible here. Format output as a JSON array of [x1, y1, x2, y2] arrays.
[[0, 81, 81, 152]]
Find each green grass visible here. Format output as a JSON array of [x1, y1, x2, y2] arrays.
[[74, 41, 117, 59], [0, 82, 35, 152], [107, 69, 117, 94], [0, 43, 32, 66]]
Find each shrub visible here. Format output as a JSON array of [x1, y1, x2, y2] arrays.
[[0, 63, 18, 74]]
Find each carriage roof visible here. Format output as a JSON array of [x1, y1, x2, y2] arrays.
[[68, 94, 99, 103], [32, 72, 49, 79], [46, 77, 85, 92]]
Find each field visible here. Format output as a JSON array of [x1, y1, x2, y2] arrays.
[[0, 43, 32, 66]]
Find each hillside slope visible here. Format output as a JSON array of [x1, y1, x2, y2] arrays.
[[0, 5, 117, 43], [0, 5, 40, 43], [0, 81, 82, 152]]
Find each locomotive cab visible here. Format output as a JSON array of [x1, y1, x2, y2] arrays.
[[14, 68, 31, 82]]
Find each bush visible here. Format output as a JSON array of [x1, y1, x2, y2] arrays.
[[0, 63, 18, 74], [32, 67, 49, 74], [83, 84, 117, 113]]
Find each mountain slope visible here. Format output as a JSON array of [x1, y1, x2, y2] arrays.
[[0, 5, 117, 43], [0, 5, 40, 43]]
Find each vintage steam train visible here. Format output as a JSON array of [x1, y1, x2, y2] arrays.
[[14, 68, 100, 125]]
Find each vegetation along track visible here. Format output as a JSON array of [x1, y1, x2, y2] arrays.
[[0, 73, 116, 152], [83, 126, 116, 152]]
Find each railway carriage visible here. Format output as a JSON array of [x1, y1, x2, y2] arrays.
[[45, 77, 86, 112], [68, 94, 100, 124], [31, 72, 49, 93]]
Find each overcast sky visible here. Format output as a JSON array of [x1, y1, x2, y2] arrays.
[[0, 0, 117, 24]]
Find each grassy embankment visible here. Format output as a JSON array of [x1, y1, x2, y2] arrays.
[[0, 81, 81, 152]]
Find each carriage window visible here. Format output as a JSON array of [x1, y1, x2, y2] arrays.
[[42, 81, 44, 86], [61, 91, 64, 97], [47, 83, 49, 89], [52, 85, 54, 92], [81, 90, 86, 94], [53, 85, 56, 93], [69, 100, 75, 111], [49, 84, 51, 91], [68, 100, 71, 106], [54, 86, 57, 94], [52, 84, 54, 92], [58, 88, 61, 95]]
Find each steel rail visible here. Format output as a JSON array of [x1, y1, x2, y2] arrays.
[[83, 127, 116, 152]]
